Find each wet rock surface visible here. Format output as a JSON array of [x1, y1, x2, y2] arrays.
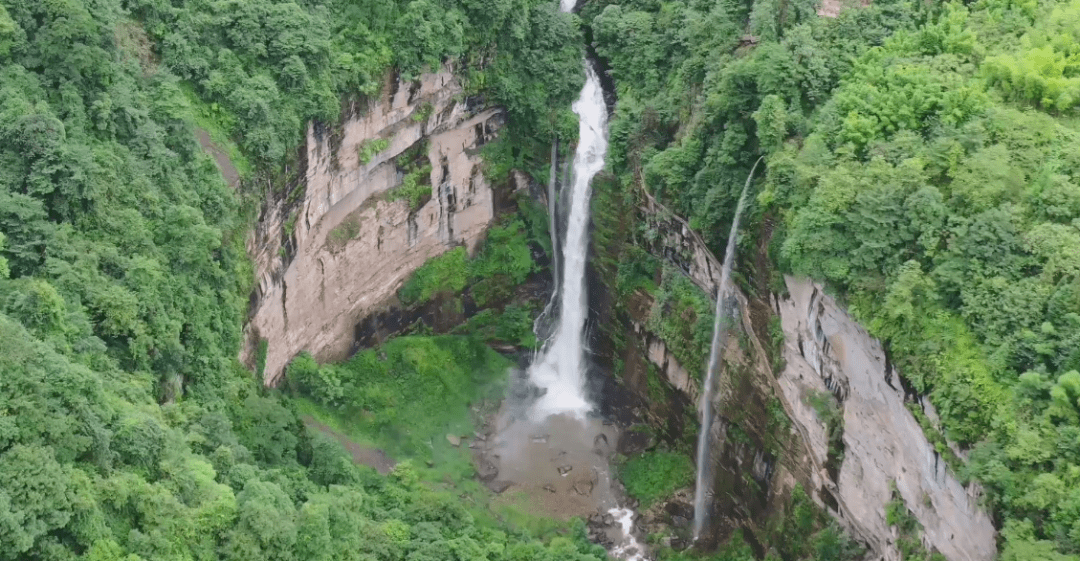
[[477, 408, 619, 520]]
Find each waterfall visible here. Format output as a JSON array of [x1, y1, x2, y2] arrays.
[[692, 157, 764, 542], [548, 138, 560, 295], [526, 52, 608, 419], [513, 7, 643, 558]]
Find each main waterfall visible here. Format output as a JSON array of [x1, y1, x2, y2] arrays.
[[478, 6, 643, 559], [526, 56, 608, 419]]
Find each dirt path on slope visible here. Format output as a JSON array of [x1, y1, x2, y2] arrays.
[[303, 416, 397, 475], [196, 128, 241, 189]]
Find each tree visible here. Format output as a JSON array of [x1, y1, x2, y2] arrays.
[[0, 445, 78, 559]]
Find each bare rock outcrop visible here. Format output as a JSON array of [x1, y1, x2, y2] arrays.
[[245, 65, 504, 384], [775, 277, 997, 561]]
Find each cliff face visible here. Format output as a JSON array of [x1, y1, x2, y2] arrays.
[[775, 277, 997, 561], [617, 195, 996, 560], [245, 66, 504, 385]]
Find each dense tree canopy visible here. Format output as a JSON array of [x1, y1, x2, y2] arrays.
[[0, 0, 598, 558]]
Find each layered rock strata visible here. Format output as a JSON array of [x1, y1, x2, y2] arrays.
[[245, 66, 504, 384]]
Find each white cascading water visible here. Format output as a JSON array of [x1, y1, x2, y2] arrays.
[[526, 57, 608, 419], [692, 157, 764, 542], [519, 5, 643, 558]]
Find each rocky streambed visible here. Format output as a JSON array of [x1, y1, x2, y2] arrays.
[[465, 370, 648, 560]]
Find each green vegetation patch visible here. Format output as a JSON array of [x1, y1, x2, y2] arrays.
[[807, 390, 845, 471], [399, 247, 470, 305], [886, 484, 947, 561], [180, 84, 253, 178], [647, 267, 715, 380], [452, 305, 540, 349], [761, 485, 866, 561], [358, 137, 391, 165], [387, 163, 434, 210], [619, 450, 695, 508], [327, 214, 363, 251], [399, 218, 538, 307], [286, 335, 511, 457]]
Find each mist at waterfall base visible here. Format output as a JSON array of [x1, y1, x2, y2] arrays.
[[691, 158, 764, 542]]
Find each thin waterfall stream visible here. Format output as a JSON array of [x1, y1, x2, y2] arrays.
[[692, 157, 764, 542]]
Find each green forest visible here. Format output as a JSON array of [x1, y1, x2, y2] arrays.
[[2, 0, 1080, 556], [0, 0, 599, 559]]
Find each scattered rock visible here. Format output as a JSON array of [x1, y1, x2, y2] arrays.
[[543, 484, 556, 493], [557, 465, 573, 476], [474, 432, 486, 441], [573, 480, 594, 496], [592, 433, 609, 455], [446, 434, 461, 447], [602, 513, 615, 526], [488, 480, 512, 493], [671, 515, 689, 528], [664, 501, 693, 519], [476, 459, 498, 481], [530, 434, 549, 443], [426, 460, 435, 467]]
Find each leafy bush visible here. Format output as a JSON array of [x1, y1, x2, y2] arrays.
[[288, 336, 512, 456], [388, 164, 434, 210], [619, 450, 695, 508], [358, 138, 391, 165], [399, 247, 470, 306], [453, 305, 540, 349], [470, 220, 537, 306], [398, 218, 538, 307], [646, 267, 715, 380]]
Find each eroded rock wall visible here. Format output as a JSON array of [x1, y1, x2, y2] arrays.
[[245, 66, 504, 385], [623, 192, 995, 560], [775, 277, 997, 561], [620, 194, 817, 544]]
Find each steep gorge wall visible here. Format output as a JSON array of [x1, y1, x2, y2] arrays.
[[244, 66, 505, 384], [619, 195, 996, 560], [775, 277, 996, 561]]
